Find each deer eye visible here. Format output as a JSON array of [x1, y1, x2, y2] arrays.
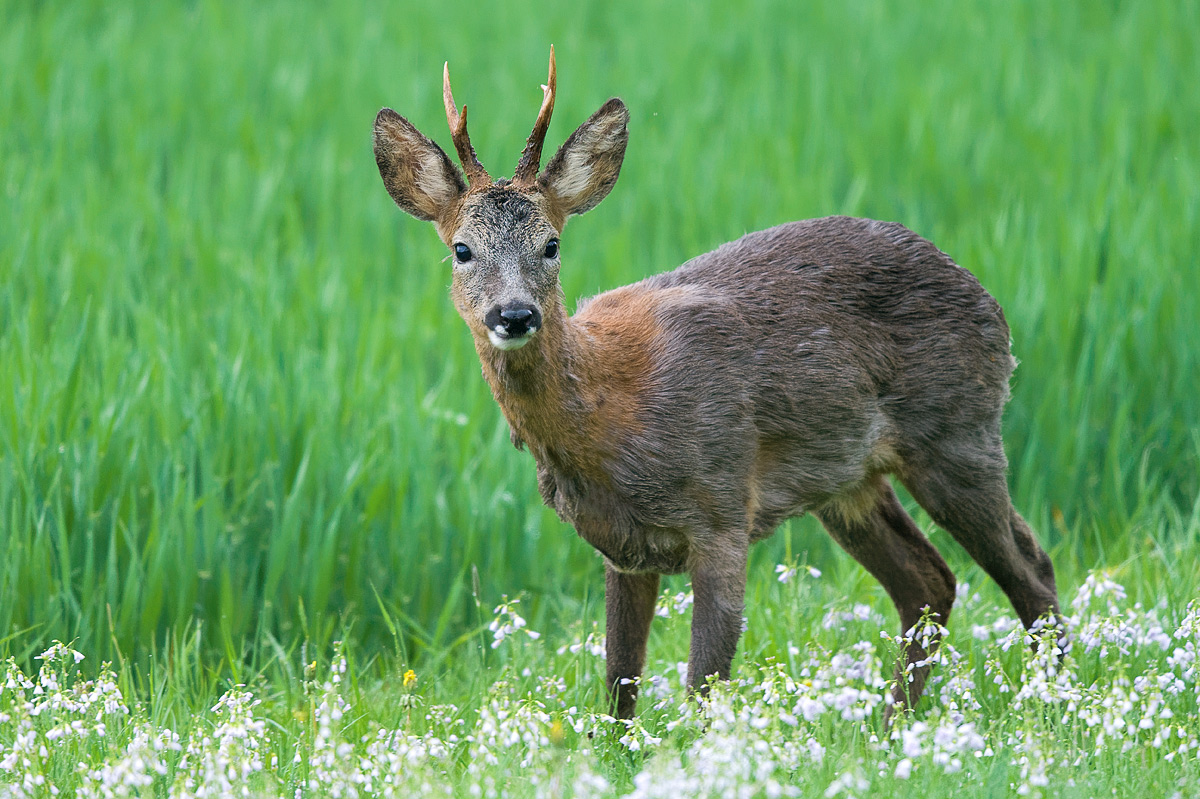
[[543, 239, 559, 259], [453, 243, 473, 263]]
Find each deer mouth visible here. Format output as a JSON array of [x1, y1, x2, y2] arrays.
[[486, 326, 538, 351]]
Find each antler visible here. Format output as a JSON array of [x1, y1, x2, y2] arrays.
[[443, 62, 491, 186], [512, 46, 557, 185]]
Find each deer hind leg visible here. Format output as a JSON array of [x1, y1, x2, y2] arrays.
[[605, 567, 660, 719], [815, 475, 958, 716], [898, 451, 1061, 633]]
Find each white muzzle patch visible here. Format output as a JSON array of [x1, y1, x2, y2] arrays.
[[488, 327, 536, 351]]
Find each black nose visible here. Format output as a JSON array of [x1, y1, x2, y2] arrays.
[[485, 303, 542, 337], [501, 307, 533, 325]]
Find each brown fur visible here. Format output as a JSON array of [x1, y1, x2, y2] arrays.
[[372, 60, 1063, 722], [476, 293, 657, 487], [373, 109, 466, 223]]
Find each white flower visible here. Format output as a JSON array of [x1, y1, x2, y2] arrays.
[[488, 597, 541, 648]]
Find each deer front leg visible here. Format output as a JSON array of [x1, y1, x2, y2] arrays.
[[687, 541, 748, 696], [605, 566, 660, 718]]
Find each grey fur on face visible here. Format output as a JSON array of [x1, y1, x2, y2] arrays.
[[451, 188, 561, 342]]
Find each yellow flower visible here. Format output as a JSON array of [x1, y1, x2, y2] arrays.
[[403, 669, 418, 689]]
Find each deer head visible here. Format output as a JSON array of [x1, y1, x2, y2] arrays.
[[373, 47, 629, 351]]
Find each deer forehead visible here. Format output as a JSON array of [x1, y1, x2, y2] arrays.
[[452, 186, 560, 250]]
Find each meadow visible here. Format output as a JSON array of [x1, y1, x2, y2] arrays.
[[1, 0, 1198, 795]]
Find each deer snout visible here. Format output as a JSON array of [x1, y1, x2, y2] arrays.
[[484, 302, 542, 351]]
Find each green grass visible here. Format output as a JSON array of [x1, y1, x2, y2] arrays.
[[1, 0, 1198, 792], [5, 554, 1200, 797]]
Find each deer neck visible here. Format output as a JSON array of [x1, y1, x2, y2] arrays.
[[474, 300, 595, 462]]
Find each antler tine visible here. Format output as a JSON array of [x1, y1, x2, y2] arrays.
[[443, 62, 490, 186], [513, 45, 557, 185]]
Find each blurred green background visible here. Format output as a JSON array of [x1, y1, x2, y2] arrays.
[[1, 0, 1197, 672]]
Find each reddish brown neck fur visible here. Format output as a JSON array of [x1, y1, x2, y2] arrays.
[[474, 300, 588, 456], [473, 292, 652, 487]]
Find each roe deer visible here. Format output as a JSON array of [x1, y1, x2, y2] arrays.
[[372, 47, 1061, 720]]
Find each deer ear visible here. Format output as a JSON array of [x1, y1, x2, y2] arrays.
[[538, 98, 629, 217], [374, 108, 466, 222]]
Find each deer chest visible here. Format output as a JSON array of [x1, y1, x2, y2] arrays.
[[534, 458, 691, 574]]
